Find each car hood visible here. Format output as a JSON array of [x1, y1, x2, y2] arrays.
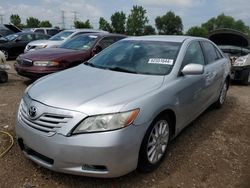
[[27, 40, 64, 47], [28, 65, 164, 115], [19, 48, 88, 61]]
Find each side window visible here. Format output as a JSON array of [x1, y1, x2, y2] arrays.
[[19, 34, 34, 42], [34, 29, 45, 34], [201, 41, 219, 64], [47, 29, 58, 36], [98, 37, 116, 49], [35, 34, 48, 40], [214, 47, 223, 59], [182, 41, 205, 68]]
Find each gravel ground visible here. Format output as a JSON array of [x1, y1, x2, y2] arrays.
[[0, 61, 249, 188]]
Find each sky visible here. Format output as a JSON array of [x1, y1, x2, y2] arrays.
[[0, 0, 250, 31]]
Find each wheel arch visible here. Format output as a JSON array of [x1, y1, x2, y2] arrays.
[[155, 109, 176, 137]]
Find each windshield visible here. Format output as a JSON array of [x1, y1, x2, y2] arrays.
[[88, 40, 181, 75], [50, 31, 73, 41], [5, 34, 18, 41], [60, 35, 98, 50]]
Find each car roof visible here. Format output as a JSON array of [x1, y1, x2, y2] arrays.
[[14, 31, 48, 35], [63, 29, 108, 33], [124, 35, 206, 43], [73, 32, 126, 38]]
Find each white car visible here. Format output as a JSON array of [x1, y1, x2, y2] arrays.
[[24, 29, 108, 53]]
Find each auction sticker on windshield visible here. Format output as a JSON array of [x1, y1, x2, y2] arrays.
[[148, 58, 174, 65]]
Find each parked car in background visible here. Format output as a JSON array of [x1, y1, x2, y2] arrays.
[[15, 33, 125, 79], [0, 24, 21, 37], [231, 53, 250, 85], [209, 28, 250, 85], [24, 29, 108, 53], [16, 36, 230, 178], [0, 32, 50, 59], [31, 28, 60, 36]]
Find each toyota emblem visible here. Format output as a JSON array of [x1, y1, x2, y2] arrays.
[[28, 106, 37, 118]]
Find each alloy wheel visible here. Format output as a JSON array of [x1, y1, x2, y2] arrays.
[[147, 120, 169, 164]]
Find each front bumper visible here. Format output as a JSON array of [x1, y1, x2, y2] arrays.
[[231, 65, 250, 81], [14, 63, 62, 79], [16, 116, 148, 178]]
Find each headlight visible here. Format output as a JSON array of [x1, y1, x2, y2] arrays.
[[234, 55, 248, 66], [72, 109, 140, 134], [33, 61, 59, 67], [35, 45, 47, 49]]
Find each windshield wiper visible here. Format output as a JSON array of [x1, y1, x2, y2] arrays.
[[107, 66, 138, 74], [84, 61, 104, 69]]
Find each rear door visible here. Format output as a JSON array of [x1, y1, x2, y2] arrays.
[[201, 41, 225, 105]]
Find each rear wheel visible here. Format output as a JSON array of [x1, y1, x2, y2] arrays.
[[242, 69, 250, 85], [137, 115, 171, 173], [214, 81, 228, 108], [0, 70, 8, 83]]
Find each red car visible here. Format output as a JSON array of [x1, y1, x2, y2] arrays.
[[14, 33, 126, 79]]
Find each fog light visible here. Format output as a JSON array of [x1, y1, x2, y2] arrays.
[[82, 164, 107, 172]]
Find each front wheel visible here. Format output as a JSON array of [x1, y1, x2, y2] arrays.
[[242, 69, 250, 85], [214, 81, 228, 108], [137, 115, 171, 173], [0, 70, 8, 83]]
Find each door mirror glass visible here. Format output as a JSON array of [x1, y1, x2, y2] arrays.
[[182, 63, 204, 75]]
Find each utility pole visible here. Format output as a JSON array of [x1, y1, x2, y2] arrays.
[[0, 15, 4, 25], [72, 11, 78, 23], [61, 10, 65, 29]]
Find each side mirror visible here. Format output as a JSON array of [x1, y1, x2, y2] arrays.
[[181, 63, 204, 75], [15, 38, 22, 42], [92, 45, 103, 56]]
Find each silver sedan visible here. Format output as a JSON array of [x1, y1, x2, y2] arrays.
[[16, 35, 230, 177]]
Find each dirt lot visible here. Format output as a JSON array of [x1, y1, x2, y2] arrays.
[[0, 61, 249, 188]]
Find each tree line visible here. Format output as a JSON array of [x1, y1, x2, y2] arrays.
[[9, 5, 250, 37]]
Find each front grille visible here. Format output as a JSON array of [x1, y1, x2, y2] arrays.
[[19, 101, 72, 133], [17, 58, 33, 66]]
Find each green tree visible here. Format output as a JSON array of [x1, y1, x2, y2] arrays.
[[99, 17, 112, 32], [155, 11, 183, 35], [10, 14, 21, 28], [126, 5, 149, 36], [40, 20, 52, 27], [74, 20, 93, 29], [186, 26, 208, 37], [201, 13, 250, 34], [143, 25, 156, 35], [26, 17, 40, 28], [111, 11, 126, 34]]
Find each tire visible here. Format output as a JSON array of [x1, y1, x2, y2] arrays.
[[0, 70, 8, 83], [214, 81, 228, 108], [137, 114, 172, 173], [242, 69, 250, 85], [0, 49, 8, 60]]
